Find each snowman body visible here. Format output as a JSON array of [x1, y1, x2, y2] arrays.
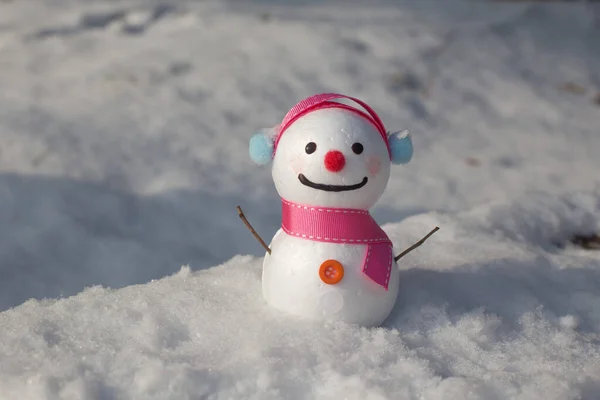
[[249, 94, 413, 327], [262, 230, 399, 327]]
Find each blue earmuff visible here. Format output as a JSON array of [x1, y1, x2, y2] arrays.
[[388, 130, 413, 165], [249, 131, 274, 165]]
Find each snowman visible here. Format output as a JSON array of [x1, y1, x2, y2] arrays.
[[243, 93, 418, 327]]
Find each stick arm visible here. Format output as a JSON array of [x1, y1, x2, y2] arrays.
[[236, 206, 272, 255], [394, 227, 439, 262]]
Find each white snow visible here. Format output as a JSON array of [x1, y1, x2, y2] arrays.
[[0, 0, 599, 398]]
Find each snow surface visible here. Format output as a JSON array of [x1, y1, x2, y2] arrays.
[[1, 0, 600, 398]]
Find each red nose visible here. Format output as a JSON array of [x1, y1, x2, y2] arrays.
[[324, 150, 346, 172]]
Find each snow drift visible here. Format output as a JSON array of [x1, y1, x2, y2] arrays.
[[1, 191, 600, 399]]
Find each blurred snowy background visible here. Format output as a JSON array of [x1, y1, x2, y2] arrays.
[[0, 0, 599, 399]]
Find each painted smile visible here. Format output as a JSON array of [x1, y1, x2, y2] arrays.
[[298, 174, 368, 192]]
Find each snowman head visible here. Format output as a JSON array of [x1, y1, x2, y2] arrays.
[[249, 93, 413, 210]]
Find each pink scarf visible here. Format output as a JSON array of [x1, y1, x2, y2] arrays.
[[281, 199, 393, 290]]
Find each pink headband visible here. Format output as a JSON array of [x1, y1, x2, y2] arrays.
[[273, 93, 391, 158]]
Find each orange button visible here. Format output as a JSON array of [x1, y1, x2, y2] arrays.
[[319, 260, 344, 285]]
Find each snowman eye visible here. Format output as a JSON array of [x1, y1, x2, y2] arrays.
[[351, 142, 364, 155], [305, 142, 317, 154]]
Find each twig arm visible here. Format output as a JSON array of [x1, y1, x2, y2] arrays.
[[236, 206, 271, 255], [394, 227, 439, 262]]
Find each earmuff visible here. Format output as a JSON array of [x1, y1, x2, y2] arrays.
[[249, 126, 277, 166], [388, 130, 413, 165], [249, 93, 414, 166]]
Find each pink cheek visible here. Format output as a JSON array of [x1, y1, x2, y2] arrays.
[[290, 155, 305, 174], [367, 156, 381, 176]]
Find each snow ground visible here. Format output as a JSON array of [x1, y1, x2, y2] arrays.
[[0, 0, 599, 398]]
